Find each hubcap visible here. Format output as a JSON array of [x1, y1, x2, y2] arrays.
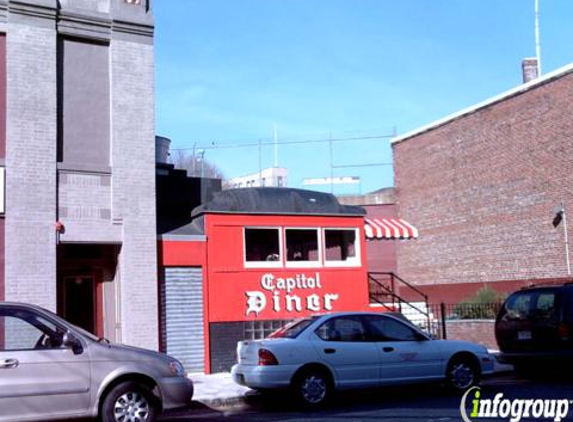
[[113, 391, 150, 422], [300, 375, 327, 404], [450, 363, 474, 389]]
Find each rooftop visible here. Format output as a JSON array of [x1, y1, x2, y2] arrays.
[[391, 62, 573, 145]]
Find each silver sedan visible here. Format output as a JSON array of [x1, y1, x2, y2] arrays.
[[232, 312, 494, 407]]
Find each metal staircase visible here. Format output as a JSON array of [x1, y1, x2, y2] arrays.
[[368, 272, 432, 332]]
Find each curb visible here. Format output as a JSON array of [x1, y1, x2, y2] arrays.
[[194, 392, 255, 410]]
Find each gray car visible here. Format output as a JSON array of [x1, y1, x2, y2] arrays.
[[0, 302, 193, 422]]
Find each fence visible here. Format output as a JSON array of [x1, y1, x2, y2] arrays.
[[423, 302, 503, 340]]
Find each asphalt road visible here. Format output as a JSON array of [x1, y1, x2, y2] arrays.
[[162, 373, 573, 422]]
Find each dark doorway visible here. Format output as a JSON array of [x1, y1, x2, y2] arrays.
[[61, 276, 95, 334]]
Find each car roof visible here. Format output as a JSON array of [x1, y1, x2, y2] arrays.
[[518, 283, 573, 291], [0, 301, 47, 310]]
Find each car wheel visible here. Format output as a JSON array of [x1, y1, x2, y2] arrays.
[[292, 368, 332, 407], [446, 356, 479, 391], [101, 381, 157, 422]]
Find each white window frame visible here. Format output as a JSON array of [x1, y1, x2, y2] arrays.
[[284, 227, 322, 268], [243, 226, 284, 269], [322, 227, 361, 268]]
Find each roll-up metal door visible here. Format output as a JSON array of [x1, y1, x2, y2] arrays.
[[161, 267, 205, 373]]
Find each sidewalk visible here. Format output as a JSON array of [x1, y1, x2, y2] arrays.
[[189, 352, 513, 410]]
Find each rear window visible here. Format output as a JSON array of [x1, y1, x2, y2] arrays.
[[561, 287, 573, 322], [499, 290, 557, 322], [267, 317, 318, 339]]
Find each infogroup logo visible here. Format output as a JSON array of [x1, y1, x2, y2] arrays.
[[460, 387, 571, 422]]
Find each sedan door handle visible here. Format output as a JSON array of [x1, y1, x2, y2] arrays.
[[383, 347, 394, 353], [324, 348, 336, 354], [0, 359, 19, 369]]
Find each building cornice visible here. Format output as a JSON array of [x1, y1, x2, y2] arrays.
[[112, 19, 154, 39], [0, 1, 8, 25], [8, 0, 57, 27], [391, 62, 573, 145], [57, 8, 112, 41]]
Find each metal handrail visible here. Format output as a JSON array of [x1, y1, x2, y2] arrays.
[[368, 272, 432, 333], [369, 272, 428, 303]]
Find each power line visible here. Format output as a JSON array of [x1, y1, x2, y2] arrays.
[[171, 134, 395, 151], [332, 162, 392, 169]]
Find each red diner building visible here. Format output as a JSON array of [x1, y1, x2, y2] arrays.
[[158, 185, 418, 373]]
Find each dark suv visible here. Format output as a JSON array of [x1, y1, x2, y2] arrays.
[[495, 284, 573, 370]]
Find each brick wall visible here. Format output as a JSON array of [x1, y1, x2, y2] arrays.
[[111, 38, 158, 349], [6, 12, 58, 310], [445, 320, 497, 350], [393, 71, 573, 298]]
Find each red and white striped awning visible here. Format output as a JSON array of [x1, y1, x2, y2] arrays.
[[364, 217, 419, 240]]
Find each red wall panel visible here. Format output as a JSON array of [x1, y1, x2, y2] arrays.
[[0, 34, 5, 159], [157, 240, 206, 267], [0, 219, 3, 301], [204, 214, 371, 322]]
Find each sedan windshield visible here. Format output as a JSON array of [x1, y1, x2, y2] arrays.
[[268, 317, 318, 339]]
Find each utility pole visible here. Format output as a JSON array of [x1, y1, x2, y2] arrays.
[[274, 125, 278, 168], [563, 204, 571, 276], [554, 202, 571, 277], [329, 133, 334, 194], [258, 139, 263, 186], [535, 0, 542, 75]]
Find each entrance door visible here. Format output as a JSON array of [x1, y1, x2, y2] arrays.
[[61, 276, 95, 335]]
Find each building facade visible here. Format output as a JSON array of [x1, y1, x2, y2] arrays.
[[155, 181, 421, 373], [227, 167, 288, 189], [392, 63, 573, 303], [1, 0, 158, 349]]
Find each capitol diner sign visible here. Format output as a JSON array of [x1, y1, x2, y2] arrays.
[[245, 272, 339, 316]]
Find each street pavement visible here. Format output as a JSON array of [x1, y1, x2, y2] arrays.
[[162, 372, 573, 422]]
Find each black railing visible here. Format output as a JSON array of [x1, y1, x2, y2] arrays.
[[368, 272, 431, 332], [429, 302, 502, 321]]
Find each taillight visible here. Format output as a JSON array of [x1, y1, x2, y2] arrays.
[[258, 348, 279, 366], [559, 323, 570, 340]]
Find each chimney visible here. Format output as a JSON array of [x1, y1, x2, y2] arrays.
[[522, 58, 539, 83], [155, 136, 171, 164]]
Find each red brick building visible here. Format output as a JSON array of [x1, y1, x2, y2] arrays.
[[392, 63, 573, 303]]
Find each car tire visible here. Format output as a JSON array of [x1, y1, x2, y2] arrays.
[[101, 381, 157, 422], [292, 367, 332, 408], [445, 355, 480, 391]]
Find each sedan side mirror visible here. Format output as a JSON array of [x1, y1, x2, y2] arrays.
[[63, 331, 83, 355]]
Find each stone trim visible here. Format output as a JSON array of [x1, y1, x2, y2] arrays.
[[57, 8, 111, 41], [157, 234, 207, 242], [8, 0, 57, 27], [57, 162, 112, 175], [0, 1, 8, 25], [112, 18, 153, 44]]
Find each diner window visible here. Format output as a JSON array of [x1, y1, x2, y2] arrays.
[[244, 227, 282, 268], [286, 228, 320, 267], [324, 228, 360, 267]]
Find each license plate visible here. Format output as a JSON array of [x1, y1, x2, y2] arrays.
[[518, 330, 532, 340]]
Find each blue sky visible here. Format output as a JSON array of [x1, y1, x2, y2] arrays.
[[154, 1, 573, 194]]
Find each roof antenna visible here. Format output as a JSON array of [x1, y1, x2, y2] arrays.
[[535, 0, 542, 75]]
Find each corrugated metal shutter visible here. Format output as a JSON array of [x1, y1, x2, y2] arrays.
[[161, 267, 205, 373]]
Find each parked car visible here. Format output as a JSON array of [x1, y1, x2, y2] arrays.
[[231, 312, 494, 406], [495, 283, 573, 371], [0, 302, 193, 422]]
